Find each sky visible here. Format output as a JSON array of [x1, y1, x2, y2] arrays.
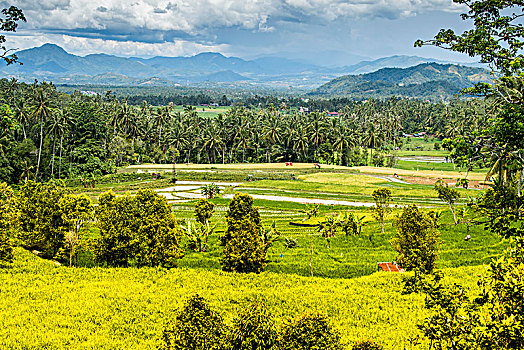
[[3, 0, 477, 66]]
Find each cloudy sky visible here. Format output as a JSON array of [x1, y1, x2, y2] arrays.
[[4, 0, 475, 66]]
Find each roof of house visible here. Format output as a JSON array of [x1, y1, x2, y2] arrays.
[[377, 262, 404, 273]]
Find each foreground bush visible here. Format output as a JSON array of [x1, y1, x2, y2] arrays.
[[94, 189, 183, 267], [161, 294, 227, 350], [278, 312, 344, 350], [352, 339, 383, 350], [228, 299, 278, 350]]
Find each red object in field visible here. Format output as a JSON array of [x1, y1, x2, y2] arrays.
[[377, 262, 404, 273], [285, 162, 293, 166]]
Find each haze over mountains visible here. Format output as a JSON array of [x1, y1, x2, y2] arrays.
[[0, 43, 487, 94]]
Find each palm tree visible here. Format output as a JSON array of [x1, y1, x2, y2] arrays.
[[365, 124, 378, 166], [12, 98, 30, 140], [262, 113, 282, 163], [47, 109, 68, 178], [30, 87, 55, 179], [200, 123, 223, 164]]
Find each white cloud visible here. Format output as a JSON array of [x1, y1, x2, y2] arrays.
[[5, 31, 230, 57], [15, 0, 464, 35]]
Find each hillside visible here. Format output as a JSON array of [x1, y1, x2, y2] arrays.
[[310, 63, 492, 100], [0, 247, 482, 349]]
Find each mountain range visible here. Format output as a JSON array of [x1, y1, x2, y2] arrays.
[[0, 43, 486, 93]]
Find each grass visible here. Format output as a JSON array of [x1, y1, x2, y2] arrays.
[[246, 173, 473, 200], [0, 247, 484, 350], [352, 166, 487, 181], [177, 207, 505, 279], [127, 162, 352, 171]]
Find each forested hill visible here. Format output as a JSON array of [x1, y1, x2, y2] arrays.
[[310, 63, 492, 101]]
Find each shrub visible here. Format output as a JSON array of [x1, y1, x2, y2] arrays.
[[161, 294, 227, 350], [282, 237, 299, 249], [220, 193, 267, 273], [94, 189, 183, 267], [221, 218, 266, 273], [228, 299, 278, 350], [390, 205, 440, 274], [278, 312, 344, 350], [352, 340, 384, 350], [419, 236, 524, 349]]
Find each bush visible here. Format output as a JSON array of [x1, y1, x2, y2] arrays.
[[161, 294, 227, 350], [352, 340, 384, 350], [390, 205, 440, 274], [220, 193, 266, 273], [221, 218, 266, 273], [94, 189, 183, 267], [228, 299, 278, 350], [278, 312, 344, 350]]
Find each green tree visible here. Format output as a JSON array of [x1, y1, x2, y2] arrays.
[[194, 198, 215, 225], [371, 188, 392, 234], [221, 218, 266, 273], [390, 205, 441, 274], [338, 212, 363, 237], [15, 181, 70, 258], [0, 6, 26, 65], [228, 299, 278, 350], [94, 189, 183, 267], [418, 237, 524, 349], [161, 294, 227, 350], [278, 313, 344, 350], [316, 215, 338, 249], [415, 0, 524, 77], [59, 193, 94, 267], [434, 179, 461, 224]]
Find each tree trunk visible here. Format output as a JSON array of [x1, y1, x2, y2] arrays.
[[51, 135, 56, 178], [449, 203, 457, 225], [58, 135, 63, 179], [35, 115, 43, 179]]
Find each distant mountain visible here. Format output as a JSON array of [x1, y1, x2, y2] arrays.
[[0, 44, 487, 96], [338, 55, 443, 74], [310, 63, 492, 100]]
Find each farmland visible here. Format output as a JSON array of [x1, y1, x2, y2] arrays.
[[1, 144, 510, 349]]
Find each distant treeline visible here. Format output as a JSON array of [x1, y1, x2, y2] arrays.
[[0, 78, 489, 185]]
